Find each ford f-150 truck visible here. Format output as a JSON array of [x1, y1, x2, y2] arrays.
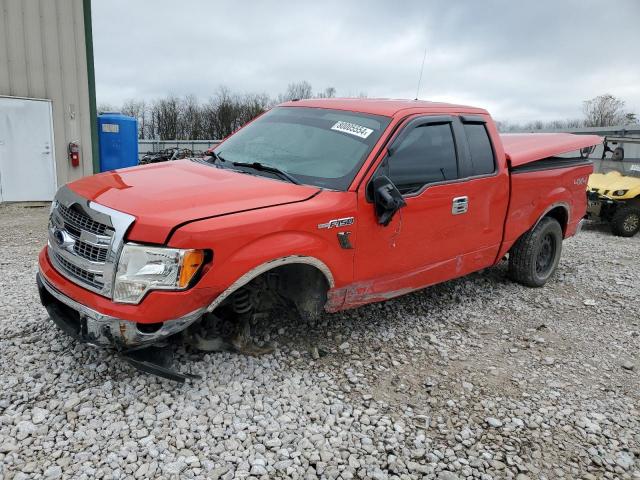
[[37, 99, 601, 379]]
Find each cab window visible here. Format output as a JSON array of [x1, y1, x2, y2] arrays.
[[463, 123, 495, 175], [386, 123, 458, 194]]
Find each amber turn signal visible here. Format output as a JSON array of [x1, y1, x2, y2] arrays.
[[178, 250, 205, 288]]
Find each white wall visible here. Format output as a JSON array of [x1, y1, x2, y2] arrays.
[[0, 0, 94, 188]]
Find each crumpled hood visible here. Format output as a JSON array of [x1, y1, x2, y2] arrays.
[[589, 171, 640, 194], [68, 160, 320, 243]]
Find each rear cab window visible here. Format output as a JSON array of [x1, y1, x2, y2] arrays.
[[463, 122, 496, 176]]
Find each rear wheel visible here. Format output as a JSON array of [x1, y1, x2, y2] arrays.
[[611, 205, 640, 237], [508, 217, 563, 287]]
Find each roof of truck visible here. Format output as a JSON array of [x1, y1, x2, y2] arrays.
[[279, 98, 487, 117], [500, 133, 603, 166], [280, 99, 604, 166]]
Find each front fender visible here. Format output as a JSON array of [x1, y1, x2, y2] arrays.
[[167, 190, 357, 310], [210, 230, 337, 291], [169, 220, 355, 310]]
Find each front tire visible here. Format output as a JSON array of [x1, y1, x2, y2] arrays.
[[611, 204, 640, 237], [508, 217, 563, 288]]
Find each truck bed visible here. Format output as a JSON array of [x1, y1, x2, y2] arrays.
[[500, 133, 602, 167], [497, 133, 601, 259]]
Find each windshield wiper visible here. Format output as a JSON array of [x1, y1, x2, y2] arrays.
[[231, 161, 300, 185], [208, 150, 227, 165]]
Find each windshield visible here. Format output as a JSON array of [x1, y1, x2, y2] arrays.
[[594, 138, 640, 178], [594, 159, 640, 178], [556, 142, 640, 179], [210, 107, 391, 190]]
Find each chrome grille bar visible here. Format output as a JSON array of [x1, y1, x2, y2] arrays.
[[53, 252, 104, 289], [47, 186, 135, 298], [58, 203, 109, 235]]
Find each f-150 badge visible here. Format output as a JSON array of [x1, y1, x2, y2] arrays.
[[318, 217, 355, 229]]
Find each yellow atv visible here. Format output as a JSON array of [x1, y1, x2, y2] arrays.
[[587, 136, 640, 237]]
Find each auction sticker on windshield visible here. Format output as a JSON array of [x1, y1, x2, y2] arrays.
[[331, 121, 373, 139]]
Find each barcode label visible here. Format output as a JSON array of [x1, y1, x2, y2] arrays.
[[331, 121, 373, 139], [102, 123, 119, 133]]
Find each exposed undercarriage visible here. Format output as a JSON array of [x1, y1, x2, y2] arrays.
[[40, 263, 330, 382]]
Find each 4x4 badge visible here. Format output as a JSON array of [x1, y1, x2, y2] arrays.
[[318, 217, 355, 229]]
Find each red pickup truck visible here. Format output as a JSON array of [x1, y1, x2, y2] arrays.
[[37, 99, 600, 378]]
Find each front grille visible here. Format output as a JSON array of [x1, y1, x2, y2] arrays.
[[60, 222, 110, 263], [54, 252, 104, 289], [47, 186, 134, 298], [58, 203, 109, 236], [74, 241, 109, 263]]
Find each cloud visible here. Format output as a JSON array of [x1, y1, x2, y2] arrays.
[[92, 0, 640, 123]]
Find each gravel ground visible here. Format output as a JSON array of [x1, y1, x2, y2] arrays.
[[0, 202, 638, 480]]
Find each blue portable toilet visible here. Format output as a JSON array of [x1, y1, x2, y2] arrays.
[[97, 113, 138, 172]]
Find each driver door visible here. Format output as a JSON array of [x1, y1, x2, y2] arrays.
[[350, 115, 507, 306]]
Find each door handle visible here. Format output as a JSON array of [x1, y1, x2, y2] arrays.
[[452, 196, 468, 215]]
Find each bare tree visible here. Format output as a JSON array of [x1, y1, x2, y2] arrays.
[[149, 95, 180, 140], [178, 95, 203, 140], [201, 97, 219, 140], [121, 99, 147, 139], [316, 86, 336, 98], [212, 87, 242, 139], [277, 81, 313, 103], [583, 94, 634, 127], [565, 118, 584, 129], [97, 102, 116, 113], [238, 93, 270, 125]]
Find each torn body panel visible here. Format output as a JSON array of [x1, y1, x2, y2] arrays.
[[38, 272, 204, 349], [327, 249, 495, 312]]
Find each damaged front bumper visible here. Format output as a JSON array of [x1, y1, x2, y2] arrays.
[[37, 272, 205, 350]]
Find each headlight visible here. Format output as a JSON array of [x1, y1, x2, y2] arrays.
[[113, 244, 205, 304], [613, 189, 628, 196]]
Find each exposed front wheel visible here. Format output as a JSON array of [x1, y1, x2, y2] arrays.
[[508, 217, 563, 288], [611, 205, 640, 237]]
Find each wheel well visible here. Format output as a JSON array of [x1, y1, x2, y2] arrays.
[[543, 206, 569, 235], [218, 263, 331, 320]]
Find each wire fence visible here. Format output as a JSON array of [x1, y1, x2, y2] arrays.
[[138, 139, 221, 161]]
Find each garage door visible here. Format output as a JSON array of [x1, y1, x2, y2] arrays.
[[0, 97, 57, 201]]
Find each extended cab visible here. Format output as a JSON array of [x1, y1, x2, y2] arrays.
[[37, 99, 601, 370]]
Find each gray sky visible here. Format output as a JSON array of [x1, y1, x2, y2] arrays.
[[92, 0, 640, 124]]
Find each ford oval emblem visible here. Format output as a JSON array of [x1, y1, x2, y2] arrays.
[[53, 228, 75, 251]]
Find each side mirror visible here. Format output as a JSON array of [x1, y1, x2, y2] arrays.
[[372, 175, 406, 226]]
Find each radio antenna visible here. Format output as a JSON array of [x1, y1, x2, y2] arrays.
[[415, 46, 427, 100]]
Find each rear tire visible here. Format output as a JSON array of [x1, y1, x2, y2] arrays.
[[508, 217, 563, 288], [611, 205, 640, 237]]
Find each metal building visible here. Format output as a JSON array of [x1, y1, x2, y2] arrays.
[[0, 0, 97, 201]]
